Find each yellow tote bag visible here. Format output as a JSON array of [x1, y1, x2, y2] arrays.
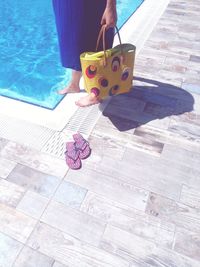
[[80, 26, 136, 99]]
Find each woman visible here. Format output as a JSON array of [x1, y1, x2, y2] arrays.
[[52, 0, 117, 107]]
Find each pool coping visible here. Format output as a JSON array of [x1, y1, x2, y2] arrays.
[[0, 0, 170, 132]]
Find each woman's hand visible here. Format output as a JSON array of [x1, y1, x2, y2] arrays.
[[101, 0, 117, 29]]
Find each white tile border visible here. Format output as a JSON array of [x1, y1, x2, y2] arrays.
[[0, 0, 170, 131], [0, 92, 85, 131]]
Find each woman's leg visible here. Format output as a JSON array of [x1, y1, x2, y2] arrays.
[[52, 0, 84, 94], [57, 70, 82, 94]]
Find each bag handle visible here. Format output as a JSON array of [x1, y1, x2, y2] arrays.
[[96, 25, 124, 66]]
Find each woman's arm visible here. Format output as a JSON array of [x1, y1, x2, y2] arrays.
[[101, 0, 117, 28], [106, 0, 116, 9]]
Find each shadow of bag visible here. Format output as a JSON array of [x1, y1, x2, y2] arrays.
[[80, 26, 136, 99]]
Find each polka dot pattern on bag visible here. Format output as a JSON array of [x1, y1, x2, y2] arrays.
[[85, 65, 97, 78]]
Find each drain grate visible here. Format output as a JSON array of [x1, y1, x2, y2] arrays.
[[42, 99, 110, 158], [41, 131, 66, 159], [63, 99, 110, 136], [0, 114, 55, 150], [0, 98, 110, 159]]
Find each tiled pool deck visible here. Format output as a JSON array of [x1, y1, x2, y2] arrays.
[[0, 0, 200, 266]]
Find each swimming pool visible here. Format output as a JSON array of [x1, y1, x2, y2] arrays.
[[0, 0, 143, 109]]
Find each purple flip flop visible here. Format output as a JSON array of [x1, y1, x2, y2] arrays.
[[65, 142, 81, 170], [73, 133, 91, 160]]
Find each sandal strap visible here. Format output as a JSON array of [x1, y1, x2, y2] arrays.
[[75, 140, 88, 150], [65, 141, 81, 160]]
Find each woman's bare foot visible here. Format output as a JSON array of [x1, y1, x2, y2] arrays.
[[57, 70, 82, 95], [75, 94, 101, 107], [57, 83, 80, 95]]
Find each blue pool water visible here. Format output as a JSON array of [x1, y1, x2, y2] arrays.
[[0, 0, 143, 109]]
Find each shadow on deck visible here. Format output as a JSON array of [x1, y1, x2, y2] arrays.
[[102, 76, 194, 131]]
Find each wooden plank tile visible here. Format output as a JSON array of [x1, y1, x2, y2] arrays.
[[161, 144, 200, 171], [146, 192, 200, 233], [0, 203, 36, 243], [174, 227, 200, 262], [0, 179, 25, 208], [53, 262, 69, 267], [0, 141, 67, 177], [168, 119, 200, 141], [94, 155, 181, 201], [182, 83, 200, 95], [104, 97, 146, 120], [0, 232, 22, 267], [88, 135, 126, 160], [92, 124, 164, 156], [41, 200, 105, 246], [123, 146, 200, 188], [129, 262, 153, 267], [53, 181, 87, 209], [0, 138, 8, 151], [0, 157, 17, 179], [177, 91, 200, 115], [100, 224, 200, 267], [125, 134, 164, 156], [14, 246, 54, 267], [180, 184, 200, 208], [7, 164, 61, 198], [173, 104, 200, 128], [95, 112, 137, 132], [134, 124, 200, 153], [28, 222, 129, 267], [17, 191, 49, 219], [144, 101, 176, 118], [81, 192, 175, 248], [96, 115, 135, 131], [66, 168, 149, 211], [144, 117, 171, 130]]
